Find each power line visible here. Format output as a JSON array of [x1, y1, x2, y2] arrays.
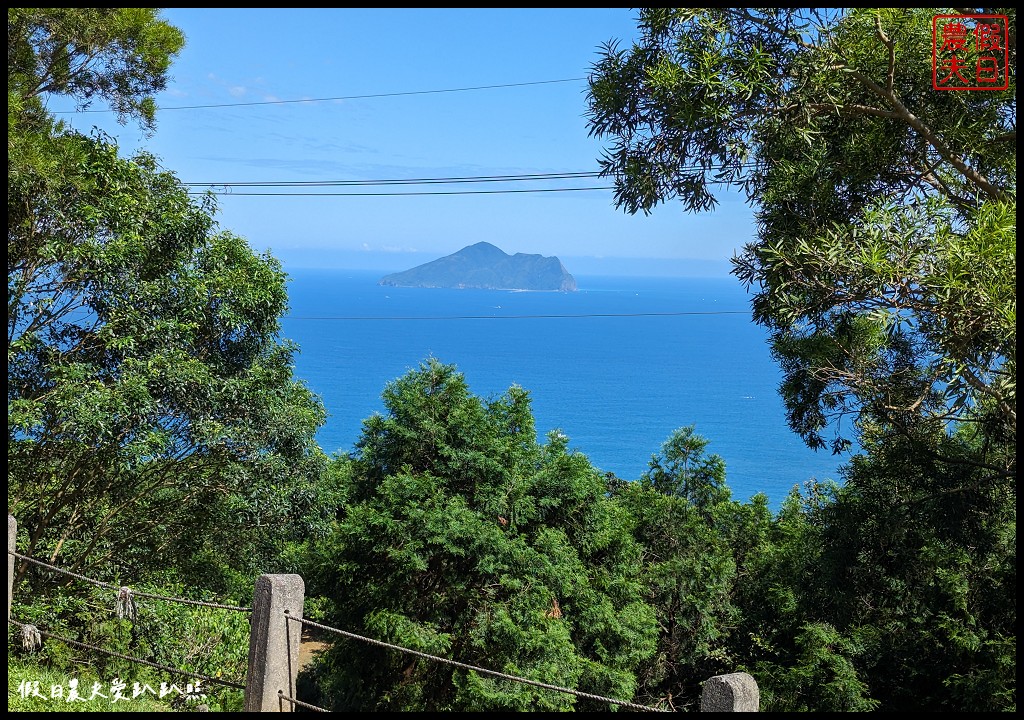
[[183, 171, 603, 187], [187, 170, 610, 196], [183, 164, 758, 191], [55, 77, 588, 113], [183, 163, 758, 195], [191, 186, 613, 197]]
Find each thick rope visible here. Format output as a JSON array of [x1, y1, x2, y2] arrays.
[[278, 690, 330, 712], [9, 550, 251, 612], [287, 613, 669, 712], [9, 618, 246, 690]]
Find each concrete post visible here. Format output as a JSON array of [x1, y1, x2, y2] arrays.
[[244, 574, 305, 712], [701, 672, 759, 712], [8, 515, 16, 623]]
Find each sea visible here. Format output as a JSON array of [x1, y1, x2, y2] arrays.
[[281, 269, 850, 512]]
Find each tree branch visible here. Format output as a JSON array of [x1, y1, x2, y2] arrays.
[[837, 65, 1012, 202], [874, 14, 896, 97]]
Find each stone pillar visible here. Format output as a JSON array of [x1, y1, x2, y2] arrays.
[[701, 672, 759, 712], [244, 574, 305, 711]]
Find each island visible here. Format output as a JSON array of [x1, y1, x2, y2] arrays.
[[379, 242, 577, 292]]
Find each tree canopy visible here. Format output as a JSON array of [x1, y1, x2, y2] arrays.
[[586, 8, 1015, 465], [8, 7, 330, 588], [307, 360, 658, 711], [8, 8, 185, 131], [585, 8, 1016, 711]]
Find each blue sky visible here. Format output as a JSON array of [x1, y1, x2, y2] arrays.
[[52, 8, 757, 277]]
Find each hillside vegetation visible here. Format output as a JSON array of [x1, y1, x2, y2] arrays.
[[8, 8, 1014, 713]]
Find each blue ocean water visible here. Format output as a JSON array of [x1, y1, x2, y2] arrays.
[[281, 269, 848, 511]]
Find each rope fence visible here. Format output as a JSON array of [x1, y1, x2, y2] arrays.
[[9, 514, 760, 711], [11, 545, 666, 711], [287, 612, 670, 712], [8, 618, 246, 690], [278, 690, 330, 713], [8, 536, 251, 709], [10, 550, 252, 612], [10, 546, 667, 712]]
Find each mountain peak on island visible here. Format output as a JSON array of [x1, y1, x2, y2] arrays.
[[379, 242, 577, 292]]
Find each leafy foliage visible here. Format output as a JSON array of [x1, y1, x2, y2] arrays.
[[8, 8, 185, 131], [791, 427, 1016, 711], [611, 427, 740, 710], [9, 577, 248, 712], [586, 8, 1015, 711], [8, 6, 331, 595], [306, 360, 658, 711], [586, 8, 1016, 457]]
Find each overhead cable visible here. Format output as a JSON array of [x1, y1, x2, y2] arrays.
[[56, 77, 588, 113]]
